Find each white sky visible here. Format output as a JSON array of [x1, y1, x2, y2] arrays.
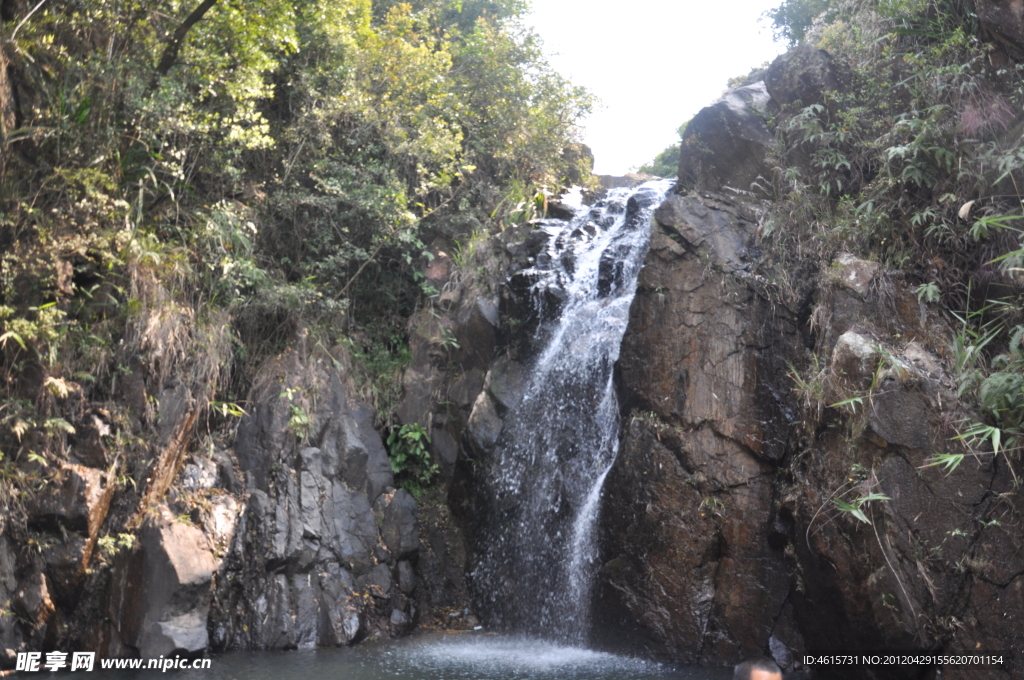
[[526, 1, 786, 175]]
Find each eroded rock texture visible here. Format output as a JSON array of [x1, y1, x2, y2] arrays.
[[595, 190, 800, 664], [209, 349, 416, 649]]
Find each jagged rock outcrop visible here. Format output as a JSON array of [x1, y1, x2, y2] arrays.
[[208, 348, 416, 649], [764, 44, 841, 111], [391, 228, 521, 626], [106, 506, 219, 658], [594, 189, 801, 664], [782, 264, 1023, 680], [653, 192, 761, 272], [0, 298, 216, 665], [47, 346, 419, 659]]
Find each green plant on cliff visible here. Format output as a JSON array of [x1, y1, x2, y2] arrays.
[[95, 532, 136, 564], [937, 312, 1024, 481], [756, 0, 1024, 484], [385, 422, 438, 496], [834, 490, 890, 525], [280, 387, 313, 441]]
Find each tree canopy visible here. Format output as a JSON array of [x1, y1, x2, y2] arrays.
[[0, 0, 593, 466]]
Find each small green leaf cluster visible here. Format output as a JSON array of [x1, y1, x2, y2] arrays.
[[762, 0, 836, 46], [96, 532, 137, 563], [280, 387, 313, 441], [386, 422, 438, 496], [834, 492, 890, 525]]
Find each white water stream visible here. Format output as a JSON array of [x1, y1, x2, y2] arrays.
[[472, 180, 674, 643]]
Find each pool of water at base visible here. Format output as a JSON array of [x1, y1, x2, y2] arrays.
[[95, 633, 732, 680]]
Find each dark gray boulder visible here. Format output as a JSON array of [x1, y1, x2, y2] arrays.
[[211, 349, 416, 649], [653, 193, 758, 271], [380, 490, 419, 561], [677, 82, 773, 193], [765, 44, 841, 110]]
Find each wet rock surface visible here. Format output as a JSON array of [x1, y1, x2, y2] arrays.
[[595, 187, 1022, 677]]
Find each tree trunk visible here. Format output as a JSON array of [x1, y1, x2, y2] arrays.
[[154, 0, 218, 78]]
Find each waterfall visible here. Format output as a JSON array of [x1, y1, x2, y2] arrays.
[[472, 179, 674, 644]]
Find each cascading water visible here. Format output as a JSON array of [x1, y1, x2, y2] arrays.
[[472, 179, 674, 644]]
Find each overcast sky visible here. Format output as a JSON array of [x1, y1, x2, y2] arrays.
[[526, 1, 785, 175]]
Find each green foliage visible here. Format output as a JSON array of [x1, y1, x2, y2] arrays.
[[209, 401, 248, 418], [639, 120, 689, 178], [924, 452, 966, 474], [280, 387, 312, 441], [638, 143, 680, 179], [915, 282, 941, 303], [829, 395, 865, 412], [699, 496, 725, 517], [96, 533, 137, 563], [946, 313, 1024, 479], [385, 422, 438, 495], [757, 0, 1024, 485], [833, 492, 890, 525], [0, 0, 593, 479], [763, 0, 834, 45]]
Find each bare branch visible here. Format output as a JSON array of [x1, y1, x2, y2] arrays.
[[7, 0, 48, 43]]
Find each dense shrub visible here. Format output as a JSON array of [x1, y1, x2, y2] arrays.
[[0, 0, 591, 474]]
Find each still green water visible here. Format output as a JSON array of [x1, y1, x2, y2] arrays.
[[93, 634, 731, 679]]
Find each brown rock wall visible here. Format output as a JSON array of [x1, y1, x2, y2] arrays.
[[596, 194, 802, 664]]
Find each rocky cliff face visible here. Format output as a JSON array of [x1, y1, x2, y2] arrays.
[[207, 348, 418, 650], [590, 45, 1024, 680], [392, 37, 1024, 679], [593, 189, 800, 664], [0, 341, 426, 664]]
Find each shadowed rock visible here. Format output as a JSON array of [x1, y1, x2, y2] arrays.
[[677, 82, 773, 193], [108, 506, 218, 658], [209, 349, 416, 650], [976, 0, 1024, 61], [765, 44, 841, 110]]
